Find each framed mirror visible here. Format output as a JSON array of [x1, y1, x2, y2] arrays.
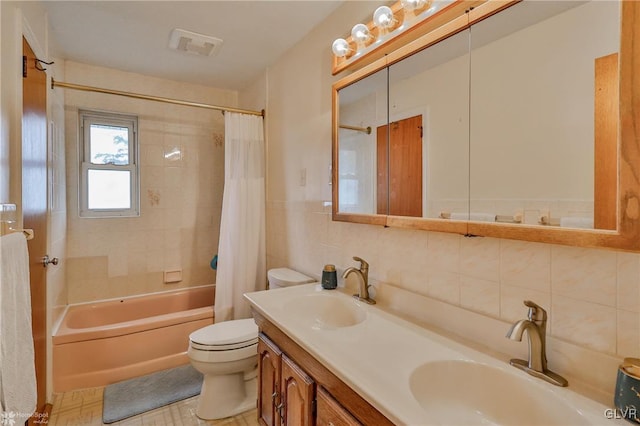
[[332, 1, 640, 251]]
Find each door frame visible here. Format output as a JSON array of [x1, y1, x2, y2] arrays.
[[13, 7, 54, 418]]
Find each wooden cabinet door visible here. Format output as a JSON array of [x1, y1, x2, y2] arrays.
[[316, 387, 362, 426], [258, 335, 282, 426], [281, 354, 315, 426]]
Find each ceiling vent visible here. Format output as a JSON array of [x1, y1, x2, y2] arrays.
[[168, 28, 223, 57]]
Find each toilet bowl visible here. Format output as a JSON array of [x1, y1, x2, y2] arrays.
[[188, 268, 314, 420]]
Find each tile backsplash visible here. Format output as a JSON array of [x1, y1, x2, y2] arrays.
[[266, 199, 640, 394]]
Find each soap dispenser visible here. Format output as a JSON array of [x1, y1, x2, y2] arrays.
[[321, 264, 337, 290]]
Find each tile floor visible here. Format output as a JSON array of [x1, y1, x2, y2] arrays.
[[49, 387, 259, 426]]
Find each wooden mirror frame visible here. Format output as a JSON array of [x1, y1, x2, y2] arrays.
[[332, 0, 640, 251]]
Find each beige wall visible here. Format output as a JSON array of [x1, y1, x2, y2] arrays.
[[245, 0, 639, 398], [63, 61, 233, 303]]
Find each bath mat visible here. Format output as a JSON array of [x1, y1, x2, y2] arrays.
[[102, 364, 203, 423]]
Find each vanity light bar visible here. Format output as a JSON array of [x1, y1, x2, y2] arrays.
[[331, 0, 474, 75]]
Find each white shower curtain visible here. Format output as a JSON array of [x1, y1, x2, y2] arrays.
[[214, 112, 266, 322]]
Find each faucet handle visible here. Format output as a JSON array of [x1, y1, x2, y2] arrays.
[[523, 300, 547, 322], [352, 256, 369, 271]]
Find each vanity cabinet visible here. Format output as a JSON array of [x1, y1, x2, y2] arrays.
[[254, 312, 394, 426], [316, 387, 362, 426], [281, 354, 315, 425], [258, 334, 315, 426], [257, 336, 281, 426]]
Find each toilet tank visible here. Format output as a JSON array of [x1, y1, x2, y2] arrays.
[[267, 268, 314, 289]]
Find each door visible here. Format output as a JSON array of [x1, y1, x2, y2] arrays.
[[377, 115, 423, 217], [258, 335, 282, 426], [280, 354, 315, 426], [22, 37, 48, 414]]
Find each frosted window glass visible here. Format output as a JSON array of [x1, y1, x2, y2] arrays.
[[87, 169, 131, 209]]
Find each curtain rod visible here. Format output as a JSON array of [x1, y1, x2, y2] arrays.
[[51, 78, 265, 117], [339, 124, 372, 134]]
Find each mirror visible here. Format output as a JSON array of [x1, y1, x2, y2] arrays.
[[337, 31, 471, 219], [387, 30, 470, 219], [469, 1, 620, 230], [334, 0, 640, 249], [337, 67, 387, 215]]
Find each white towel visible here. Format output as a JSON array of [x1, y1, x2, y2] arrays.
[[450, 212, 496, 222], [0, 233, 36, 418], [560, 217, 594, 229]]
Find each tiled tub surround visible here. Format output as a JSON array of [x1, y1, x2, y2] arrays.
[[266, 201, 639, 400], [63, 61, 233, 303], [52, 285, 214, 391], [246, 283, 622, 425]]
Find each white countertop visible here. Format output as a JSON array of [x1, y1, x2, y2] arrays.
[[245, 283, 619, 426]]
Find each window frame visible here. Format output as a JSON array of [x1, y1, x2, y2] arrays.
[[78, 110, 140, 218]]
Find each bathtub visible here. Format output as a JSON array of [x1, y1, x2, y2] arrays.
[[53, 285, 214, 392]]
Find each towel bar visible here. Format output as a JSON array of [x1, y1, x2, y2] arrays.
[[1, 228, 35, 240]]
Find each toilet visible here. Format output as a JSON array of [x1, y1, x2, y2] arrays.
[[188, 268, 314, 420]]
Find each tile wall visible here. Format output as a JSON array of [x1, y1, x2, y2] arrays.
[[63, 61, 234, 303], [267, 201, 638, 359]]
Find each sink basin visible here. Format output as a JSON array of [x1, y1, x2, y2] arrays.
[[283, 292, 366, 330], [409, 360, 587, 425]]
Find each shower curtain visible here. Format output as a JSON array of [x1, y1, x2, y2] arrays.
[[214, 112, 266, 322]]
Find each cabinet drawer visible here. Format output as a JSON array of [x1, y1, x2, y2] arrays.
[[316, 387, 362, 426]]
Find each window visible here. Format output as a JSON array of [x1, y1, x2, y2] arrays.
[[79, 110, 139, 217]]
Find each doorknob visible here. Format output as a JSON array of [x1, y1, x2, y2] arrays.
[[42, 255, 59, 267]]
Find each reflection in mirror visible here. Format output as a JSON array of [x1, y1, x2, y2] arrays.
[[469, 1, 620, 230], [338, 67, 388, 215], [387, 30, 470, 218]]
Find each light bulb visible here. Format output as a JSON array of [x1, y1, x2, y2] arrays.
[[351, 23, 371, 45], [400, 0, 427, 12], [332, 38, 351, 58], [373, 6, 396, 29]]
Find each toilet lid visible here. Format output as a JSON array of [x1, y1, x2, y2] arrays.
[[268, 268, 315, 287], [190, 318, 258, 350]]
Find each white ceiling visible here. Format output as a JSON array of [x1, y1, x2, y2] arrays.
[[42, 1, 344, 91]]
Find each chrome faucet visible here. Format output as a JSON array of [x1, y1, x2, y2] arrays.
[[342, 256, 376, 305], [506, 300, 567, 387]]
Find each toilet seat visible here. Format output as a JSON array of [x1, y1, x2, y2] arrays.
[[190, 318, 258, 352]]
